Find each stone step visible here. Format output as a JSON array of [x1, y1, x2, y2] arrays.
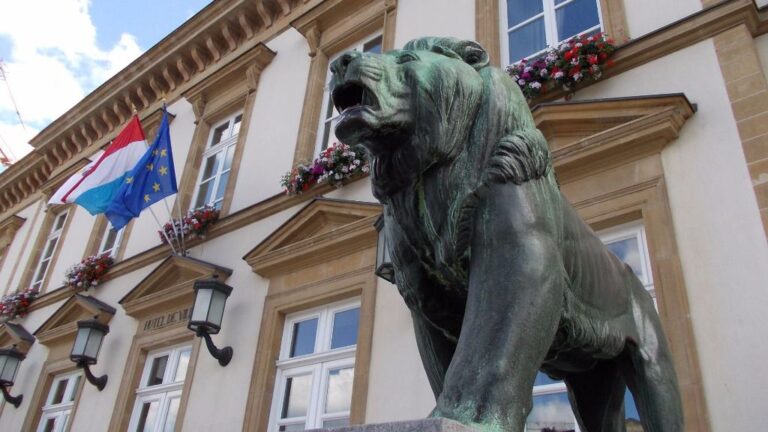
[[306, 418, 478, 432]]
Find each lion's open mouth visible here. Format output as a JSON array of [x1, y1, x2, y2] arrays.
[[332, 82, 379, 114]]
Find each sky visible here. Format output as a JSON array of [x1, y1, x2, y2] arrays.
[[0, 0, 212, 168]]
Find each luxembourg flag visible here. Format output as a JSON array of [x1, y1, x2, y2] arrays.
[[49, 116, 148, 215]]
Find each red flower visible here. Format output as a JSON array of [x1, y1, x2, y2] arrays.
[[568, 65, 582, 76], [587, 55, 598, 65], [606, 60, 615, 68], [564, 50, 574, 61]]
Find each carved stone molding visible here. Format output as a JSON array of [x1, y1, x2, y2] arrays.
[[532, 94, 695, 182], [34, 294, 116, 347], [119, 255, 232, 318], [0, 215, 25, 251], [244, 198, 382, 277], [0, 322, 35, 354]]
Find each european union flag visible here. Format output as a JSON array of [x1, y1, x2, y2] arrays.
[[106, 108, 177, 230]]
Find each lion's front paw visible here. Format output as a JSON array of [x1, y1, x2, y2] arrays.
[[433, 391, 524, 432]]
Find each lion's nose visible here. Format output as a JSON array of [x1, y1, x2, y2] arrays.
[[330, 51, 363, 77]]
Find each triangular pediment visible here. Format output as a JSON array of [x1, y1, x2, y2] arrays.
[[532, 93, 694, 182], [0, 322, 35, 354], [34, 294, 116, 346], [244, 198, 381, 277], [119, 255, 232, 318]]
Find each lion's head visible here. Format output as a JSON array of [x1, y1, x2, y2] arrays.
[[330, 37, 541, 200]]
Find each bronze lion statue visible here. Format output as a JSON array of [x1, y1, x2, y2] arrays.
[[330, 37, 683, 432]]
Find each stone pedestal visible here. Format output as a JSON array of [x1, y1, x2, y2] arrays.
[[307, 418, 477, 432]]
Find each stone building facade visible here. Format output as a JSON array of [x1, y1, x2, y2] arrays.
[[0, 0, 767, 431]]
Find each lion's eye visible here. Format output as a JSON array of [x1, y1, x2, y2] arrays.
[[396, 53, 419, 64]]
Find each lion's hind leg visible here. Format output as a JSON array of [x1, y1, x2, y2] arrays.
[[564, 360, 628, 432], [619, 289, 684, 432]]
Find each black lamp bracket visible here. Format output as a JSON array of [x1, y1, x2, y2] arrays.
[[1, 385, 22, 408], [78, 362, 108, 391], [197, 330, 233, 367]]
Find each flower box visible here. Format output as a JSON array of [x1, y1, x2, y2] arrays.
[[507, 33, 616, 101], [282, 142, 369, 195], [64, 254, 114, 292], [159, 205, 220, 245], [0, 287, 39, 322]]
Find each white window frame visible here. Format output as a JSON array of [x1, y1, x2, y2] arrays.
[[31, 209, 69, 291], [97, 223, 124, 259], [127, 343, 192, 432], [315, 33, 383, 158], [36, 371, 82, 432], [190, 111, 243, 211], [268, 299, 361, 432], [527, 220, 653, 431], [499, 0, 604, 64]]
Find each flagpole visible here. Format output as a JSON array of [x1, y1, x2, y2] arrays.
[[175, 197, 186, 256], [163, 197, 185, 256], [149, 206, 178, 256]]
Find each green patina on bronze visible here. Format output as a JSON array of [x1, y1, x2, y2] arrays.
[[330, 37, 683, 432]]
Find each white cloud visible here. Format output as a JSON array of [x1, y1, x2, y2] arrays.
[[0, 0, 143, 162]]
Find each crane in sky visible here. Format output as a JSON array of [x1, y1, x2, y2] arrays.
[[0, 59, 25, 168]]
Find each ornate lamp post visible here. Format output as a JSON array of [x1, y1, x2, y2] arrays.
[[374, 215, 394, 282], [188, 276, 233, 366], [0, 346, 25, 407], [70, 318, 109, 391]]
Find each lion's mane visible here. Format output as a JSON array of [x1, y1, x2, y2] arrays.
[[376, 37, 555, 269]]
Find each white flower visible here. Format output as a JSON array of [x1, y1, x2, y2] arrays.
[[518, 79, 526, 85], [554, 71, 565, 79], [571, 58, 579, 66], [576, 42, 583, 48], [335, 173, 342, 180], [573, 72, 583, 81], [529, 82, 542, 89]]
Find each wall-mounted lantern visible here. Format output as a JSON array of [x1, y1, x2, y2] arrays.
[[374, 215, 394, 283], [0, 346, 24, 407], [70, 318, 109, 391], [188, 276, 233, 366]]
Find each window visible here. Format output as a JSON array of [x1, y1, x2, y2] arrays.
[[97, 224, 124, 259], [31, 210, 69, 291], [526, 221, 651, 431], [315, 34, 383, 156], [500, 0, 602, 62], [190, 112, 242, 210], [127, 344, 192, 432], [36, 371, 82, 432], [269, 300, 361, 431]]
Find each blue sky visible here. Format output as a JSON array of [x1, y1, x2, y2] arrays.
[[89, 0, 212, 52], [0, 0, 211, 165]]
